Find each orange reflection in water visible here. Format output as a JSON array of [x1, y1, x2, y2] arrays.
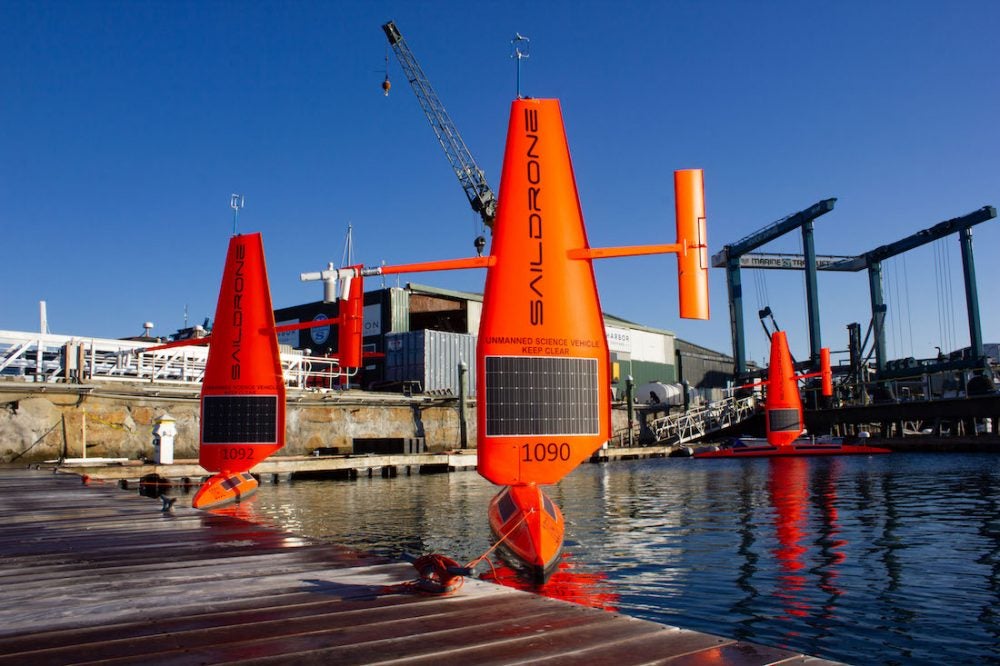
[[767, 457, 846, 624], [816, 460, 847, 600], [204, 493, 265, 521], [481, 552, 619, 612], [769, 457, 810, 619], [197, 495, 316, 550]]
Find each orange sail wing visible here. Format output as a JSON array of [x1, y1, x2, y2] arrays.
[[476, 99, 610, 486], [198, 233, 286, 474]]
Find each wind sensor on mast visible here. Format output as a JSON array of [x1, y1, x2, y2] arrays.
[[230, 194, 245, 235], [512, 32, 529, 99]]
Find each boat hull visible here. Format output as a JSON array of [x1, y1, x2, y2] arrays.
[[488, 484, 564, 584], [192, 471, 259, 510], [695, 437, 891, 458]]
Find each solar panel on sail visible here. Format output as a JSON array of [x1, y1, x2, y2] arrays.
[[202, 395, 279, 444], [484, 356, 599, 437], [768, 408, 801, 433]]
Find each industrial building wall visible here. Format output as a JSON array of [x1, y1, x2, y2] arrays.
[[273, 288, 409, 353], [678, 353, 733, 389], [675, 339, 736, 403], [606, 323, 678, 399], [612, 358, 677, 399], [606, 324, 675, 363], [272, 285, 739, 403], [467, 300, 482, 335]]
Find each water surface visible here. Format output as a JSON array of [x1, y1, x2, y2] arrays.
[[241, 453, 1000, 665]]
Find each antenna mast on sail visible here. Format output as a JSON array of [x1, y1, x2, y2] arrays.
[[512, 33, 530, 98], [341, 224, 354, 268], [230, 193, 245, 235]]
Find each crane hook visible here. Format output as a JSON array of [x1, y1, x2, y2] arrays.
[[382, 48, 391, 96]]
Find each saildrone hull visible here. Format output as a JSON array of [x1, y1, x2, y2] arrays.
[[192, 471, 259, 510], [488, 484, 564, 584], [694, 437, 891, 458]]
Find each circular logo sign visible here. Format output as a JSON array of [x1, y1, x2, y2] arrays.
[[310, 314, 330, 345]]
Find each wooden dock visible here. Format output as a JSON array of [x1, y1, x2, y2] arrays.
[[54, 451, 481, 485], [52, 444, 684, 487], [0, 467, 838, 665]]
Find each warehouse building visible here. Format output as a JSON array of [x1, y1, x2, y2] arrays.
[[272, 283, 735, 399]]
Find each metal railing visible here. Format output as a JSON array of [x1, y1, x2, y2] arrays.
[[0, 330, 344, 389], [624, 394, 758, 447]]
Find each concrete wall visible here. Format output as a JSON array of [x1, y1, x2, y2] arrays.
[[0, 381, 632, 464], [0, 382, 473, 463]]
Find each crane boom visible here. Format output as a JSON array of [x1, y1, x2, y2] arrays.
[[382, 20, 497, 229]]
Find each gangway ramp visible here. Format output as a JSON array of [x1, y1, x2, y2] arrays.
[[642, 394, 757, 446]]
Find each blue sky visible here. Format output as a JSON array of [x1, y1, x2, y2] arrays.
[[2, 1, 998, 367]]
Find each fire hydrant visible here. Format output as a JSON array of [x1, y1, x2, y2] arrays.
[[152, 414, 177, 464]]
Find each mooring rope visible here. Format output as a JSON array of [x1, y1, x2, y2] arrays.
[[386, 504, 538, 596], [465, 507, 535, 570]]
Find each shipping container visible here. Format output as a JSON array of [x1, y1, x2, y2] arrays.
[[383, 330, 477, 396]]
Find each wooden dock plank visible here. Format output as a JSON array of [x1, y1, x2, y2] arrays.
[[0, 468, 841, 666], [362, 617, 713, 666]]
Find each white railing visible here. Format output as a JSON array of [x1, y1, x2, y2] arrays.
[[0, 330, 343, 389]]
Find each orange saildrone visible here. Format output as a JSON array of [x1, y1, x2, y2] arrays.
[[146, 236, 367, 509], [367, 98, 710, 581], [694, 331, 890, 458], [192, 233, 285, 509], [479, 100, 710, 580]]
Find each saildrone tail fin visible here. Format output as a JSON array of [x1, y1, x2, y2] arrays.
[[199, 233, 286, 474], [674, 169, 709, 320], [337, 268, 364, 368], [820, 347, 833, 397]]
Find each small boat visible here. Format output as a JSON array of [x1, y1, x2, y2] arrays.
[[488, 484, 564, 584], [191, 471, 259, 510], [695, 435, 890, 458]]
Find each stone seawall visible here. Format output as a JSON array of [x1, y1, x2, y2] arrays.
[[0, 381, 474, 463]]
